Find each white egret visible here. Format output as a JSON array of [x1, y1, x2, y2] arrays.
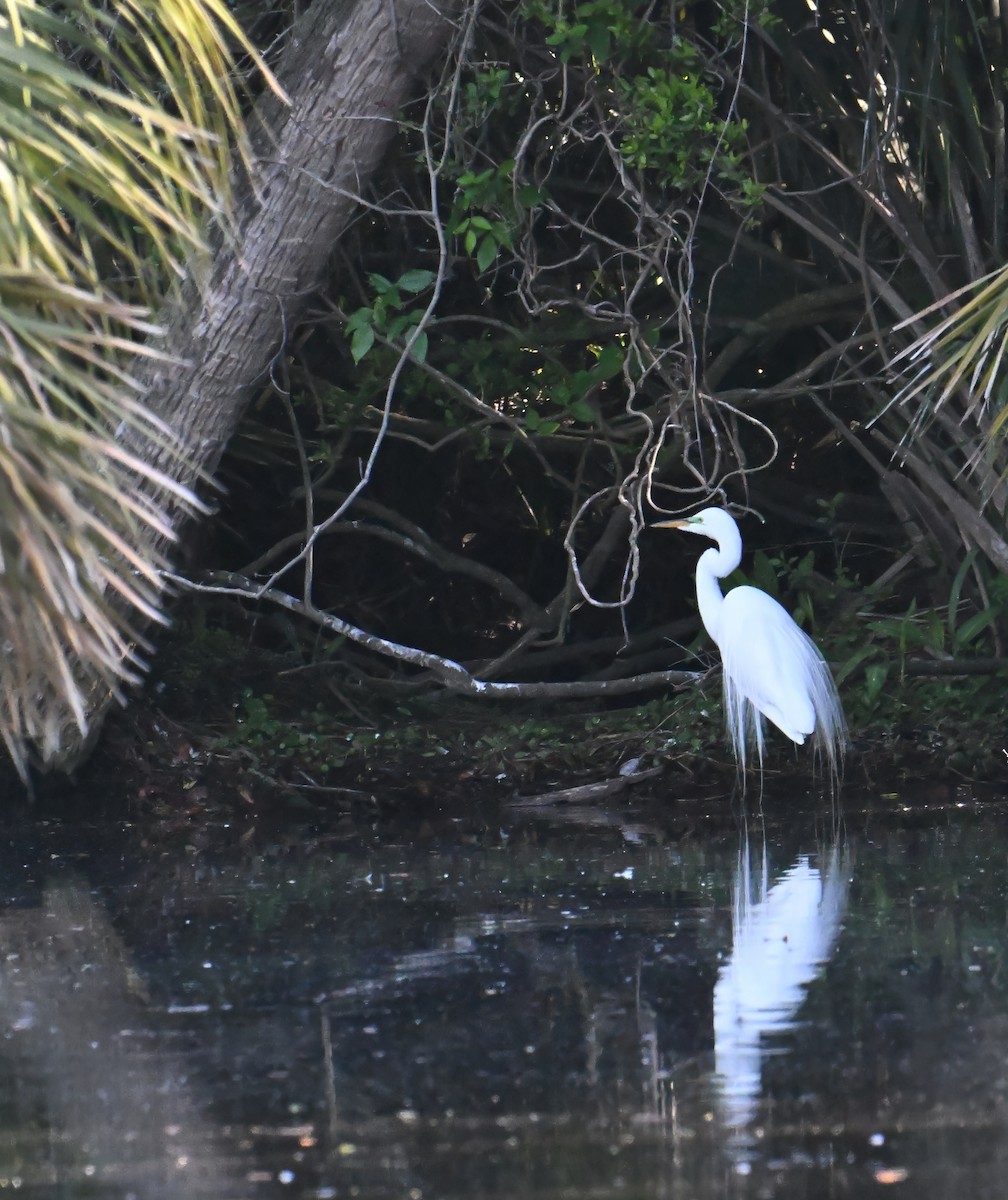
[[655, 508, 846, 776]]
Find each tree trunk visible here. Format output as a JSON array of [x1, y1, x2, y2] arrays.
[[56, 0, 462, 769], [138, 0, 461, 483]]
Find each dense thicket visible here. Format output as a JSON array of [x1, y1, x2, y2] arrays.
[[200, 0, 1008, 706]]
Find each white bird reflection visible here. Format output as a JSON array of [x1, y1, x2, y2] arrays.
[[713, 835, 851, 1134]]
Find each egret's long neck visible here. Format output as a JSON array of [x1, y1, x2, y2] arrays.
[[695, 550, 725, 641], [694, 533, 741, 642]]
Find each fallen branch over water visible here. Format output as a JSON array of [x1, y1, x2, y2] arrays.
[[165, 570, 700, 699]]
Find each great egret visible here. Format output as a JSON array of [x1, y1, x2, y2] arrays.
[[655, 508, 846, 776]]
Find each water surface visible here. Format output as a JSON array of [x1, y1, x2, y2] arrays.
[[0, 777, 1004, 1197]]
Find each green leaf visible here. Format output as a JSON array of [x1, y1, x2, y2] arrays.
[[947, 548, 979, 644], [524, 408, 541, 431], [345, 306, 372, 332], [924, 610, 945, 655], [793, 551, 815, 583], [476, 235, 498, 273], [386, 313, 411, 338], [594, 343, 624, 379], [751, 551, 779, 599], [864, 663, 889, 704], [835, 644, 877, 687], [586, 22, 610, 60], [569, 399, 595, 423], [409, 330, 428, 363], [953, 608, 997, 650], [493, 223, 515, 252], [397, 269, 436, 293], [350, 324, 375, 363]]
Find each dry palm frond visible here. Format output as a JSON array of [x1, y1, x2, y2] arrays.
[[0, 2, 278, 777], [889, 266, 1008, 447]]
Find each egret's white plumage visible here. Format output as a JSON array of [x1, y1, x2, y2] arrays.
[[656, 508, 846, 776]]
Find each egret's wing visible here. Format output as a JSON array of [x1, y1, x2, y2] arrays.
[[717, 587, 844, 771]]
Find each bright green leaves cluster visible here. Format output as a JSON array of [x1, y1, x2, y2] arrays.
[[345, 269, 436, 365], [448, 69, 535, 275], [617, 56, 754, 197], [446, 0, 770, 288], [531, 0, 764, 204], [542, 0, 647, 63], [462, 66, 511, 125], [455, 211, 506, 274]]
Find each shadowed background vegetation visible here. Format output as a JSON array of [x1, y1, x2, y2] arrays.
[[191, 0, 1008, 770]]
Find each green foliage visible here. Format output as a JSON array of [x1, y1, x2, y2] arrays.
[[835, 574, 1008, 726], [522, 340, 625, 432], [616, 57, 752, 195], [448, 160, 518, 273], [345, 269, 436, 364], [540, 0, 649, 63], [529, 0, 764, 200]]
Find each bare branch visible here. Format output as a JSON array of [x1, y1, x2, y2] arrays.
[[165, 570, 699, 699]]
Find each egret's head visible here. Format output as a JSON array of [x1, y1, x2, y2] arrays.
[[653, 507, 739, 543]]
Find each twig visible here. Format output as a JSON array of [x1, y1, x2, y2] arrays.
[[508, 763, 666, 808]]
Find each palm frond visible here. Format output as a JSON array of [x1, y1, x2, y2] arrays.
[[891, 266, 1008, 445], [0, 1, 278, 775]]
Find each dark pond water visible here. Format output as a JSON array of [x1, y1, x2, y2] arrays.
[[0, 774, 1006, 1198]]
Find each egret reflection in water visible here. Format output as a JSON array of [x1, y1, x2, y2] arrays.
[[713, 834, 851, 1133]]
